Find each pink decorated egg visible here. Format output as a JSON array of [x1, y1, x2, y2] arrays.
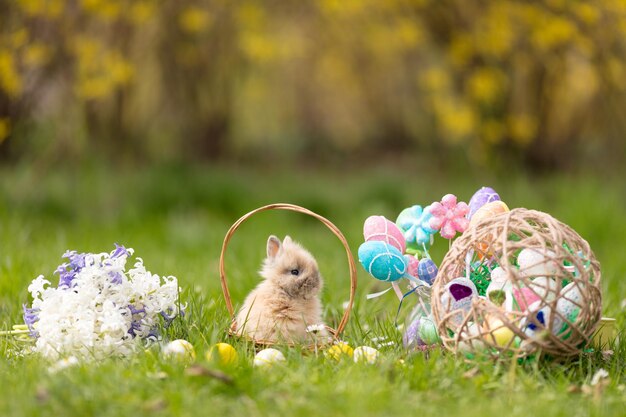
[[404, 255, 419, 278], [513, 287, 541, 312], [364, 216, 406, 253]]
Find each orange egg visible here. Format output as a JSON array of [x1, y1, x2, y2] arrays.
[[470, 201, 509, 260], [469, 201, 510, 228]]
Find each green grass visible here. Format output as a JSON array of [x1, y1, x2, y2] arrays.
[[1, 162, 625, 417]]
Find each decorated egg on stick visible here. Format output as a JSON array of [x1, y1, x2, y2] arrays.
[[467, 187, 501, 219], [363, 216, 406, 253], [358, 241, 407, 282]]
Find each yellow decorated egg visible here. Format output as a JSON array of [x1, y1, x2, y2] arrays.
[[325, 342, 354, 361], [206, 342, 238, 366]]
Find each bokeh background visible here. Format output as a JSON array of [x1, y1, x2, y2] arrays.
[[2, 0, 626, 169]]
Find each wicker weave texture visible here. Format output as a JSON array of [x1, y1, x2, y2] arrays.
[[431, 208, 602, 359]]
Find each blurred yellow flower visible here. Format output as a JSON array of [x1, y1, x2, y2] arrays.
[[129, 1, 155, 24], [434, 97, 477, 143], [0, 118, 11, 143], [240, 32, 277, 63], [508, 114, 537, 145], [481, 119, 505, 144], [419, 68, 450, 92], [16, 0, 63, 16], [531, 15, 577, 51], [0, 50, 23, 97], [9, 29, 29, 49], [179, 7, 212, 34], [236, 3, 266, 28], [573, 4, 600, 25], [81, 0, 120, 21], [448, 36, 473, 68], [24, 43, 51, 67], [466, 67, 506, 104]]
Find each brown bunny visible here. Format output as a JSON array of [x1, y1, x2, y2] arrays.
[[235, 235, 327, 342]]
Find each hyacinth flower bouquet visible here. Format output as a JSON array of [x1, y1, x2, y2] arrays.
[[3, 244, 182, 361]]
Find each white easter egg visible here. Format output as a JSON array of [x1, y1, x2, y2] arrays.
[[490, 266, 508, 283], [522, 301, 563, 338], [518, 248, 559, 277], [254, 348, 286, 367], [529, 276, 559, 300], [555, 282, 583, 338], [458, 322, 486, 353], [440, 277, 478, 327], [163, 339, 196, 362], [353, 346, 380, 364], [486, 280, 514, 310]]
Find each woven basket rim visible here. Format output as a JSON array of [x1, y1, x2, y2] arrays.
[[218, 203, 358, 347]]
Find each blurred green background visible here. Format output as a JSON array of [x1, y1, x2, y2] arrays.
[[2, 0, 626, 169]]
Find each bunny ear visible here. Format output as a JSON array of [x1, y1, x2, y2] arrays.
[[267, 235, 282, 259]]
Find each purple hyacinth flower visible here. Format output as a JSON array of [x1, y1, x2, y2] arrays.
[[111, 244, 130, 259], [22, 304, 40, 337], [56, 250, 87, 288], [109, 271, 123, 284]]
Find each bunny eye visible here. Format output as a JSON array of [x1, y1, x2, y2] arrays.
[[290, 269, 300, 276]]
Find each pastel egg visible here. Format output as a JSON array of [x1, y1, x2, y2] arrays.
[[206, 343, 238, 366], [358, 241, 407, 282], [254, 348, 286, 367], [353, 346, 380, 364], [528, 276, 559, 300], [512, 287, 541, 312], [363, 215, 406, 253], [490, 266, 508, 283], [469, 201, 510, 229], [482, 317, 515, 347], [555, 282, 583, 338], [440, 277, 478, 327], [469, 201, 509, 259], [403, 316, 423, 349], [325, 342, 354, 361], [467, 187, 501, 219], [518, 248, 559, 277], [417, 258, 438, 285], [404, 255, 420, 278], [163, 339, 196, 362], [458, 322, 486, 353], [522, 301, 563, 338], [417, 316, 440, 344], [485, 280, 513, 310]]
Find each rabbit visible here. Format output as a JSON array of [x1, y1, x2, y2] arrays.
[[235, 235, 328, 343]]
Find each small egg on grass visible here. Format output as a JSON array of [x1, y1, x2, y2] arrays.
[[325, 342, 354, 361], [163, 339, 196, 362], [206, 342, 238, 367], [253, 348, 286, 368], [353, 346, 379, 364]]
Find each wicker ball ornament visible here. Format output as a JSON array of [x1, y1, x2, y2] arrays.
[[431, 208, 602, 359]]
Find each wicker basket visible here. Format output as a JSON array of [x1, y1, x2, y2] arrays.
[[219, 203, 357, 348], [431, 208, 602, 359]]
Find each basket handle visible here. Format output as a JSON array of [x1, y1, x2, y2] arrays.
[[218, 203, 358, 337]]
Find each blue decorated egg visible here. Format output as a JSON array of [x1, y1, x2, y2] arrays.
[[467, 187, 500, 219], [358, 241, 407, 282], [417, 258, 438, 285]]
